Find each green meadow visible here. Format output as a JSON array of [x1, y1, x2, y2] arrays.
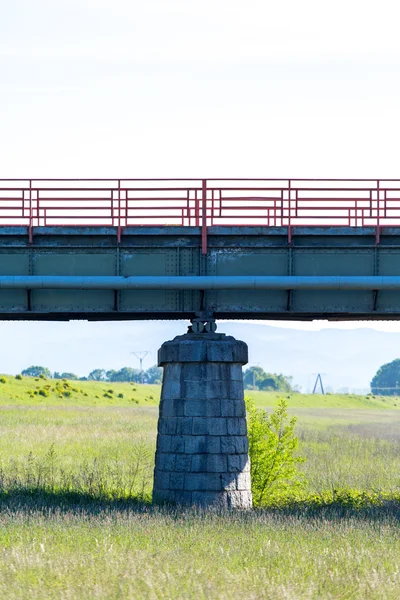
[[1, 375, 400, 598]]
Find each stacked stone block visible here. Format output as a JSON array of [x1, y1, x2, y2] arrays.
[[153, 332, 252, 508]]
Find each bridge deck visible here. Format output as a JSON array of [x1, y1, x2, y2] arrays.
[[0, 225, 399, 320]]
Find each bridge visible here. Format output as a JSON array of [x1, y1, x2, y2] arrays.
[[3, 177, 400, 507], [0, 178, 400, 322]]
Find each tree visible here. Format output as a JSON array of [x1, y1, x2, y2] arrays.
[[21, 366, 52, 378], [88, 369, 107, 381], [106, 367, 141, 382], [143, 365, 163, 384], [53, 372, 78, 380], [243, 366, 293, 392], [245, 397, 306, 506], [243, 366, 267, 389], [371, 359, 400, 395]]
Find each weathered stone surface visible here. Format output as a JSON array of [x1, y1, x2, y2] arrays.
[[153, 332, 252, 509], [184, 435, 221, 454]]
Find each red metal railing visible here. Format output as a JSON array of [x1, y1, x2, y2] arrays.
[[0, 179, 399, 250]]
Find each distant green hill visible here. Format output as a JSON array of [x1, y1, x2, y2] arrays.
[[248, 390, 400, 410], [0, 375, 160, 407], [0, 374, 397, 410]]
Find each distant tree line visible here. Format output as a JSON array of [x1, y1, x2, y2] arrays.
[[20, 364, 295, 391], [370, 358, 400, 395], [21, 365, 163, 384], [243, 366, 295, 392]]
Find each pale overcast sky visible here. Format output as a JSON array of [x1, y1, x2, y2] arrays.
[[2, 0, 400, 179], [1, 0, 400, 353]]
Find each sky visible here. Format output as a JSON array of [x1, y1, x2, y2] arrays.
[[2, 0, 400, 179], [1, 0, 400, 376]]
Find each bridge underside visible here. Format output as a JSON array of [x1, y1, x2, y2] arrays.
[[1, 225, 400, 321]]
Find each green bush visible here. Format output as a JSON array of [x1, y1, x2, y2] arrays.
[[117, 393, 124, 398], [38, 389, 49, 397], [0, 376, 7, 384], [245, 397, 306, 507], [15, 374, 23, 380]]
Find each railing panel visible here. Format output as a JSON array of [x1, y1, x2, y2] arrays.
[[0, 179, 399, 233]]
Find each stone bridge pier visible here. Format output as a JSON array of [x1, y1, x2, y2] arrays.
[[153, 331, 252, 508]]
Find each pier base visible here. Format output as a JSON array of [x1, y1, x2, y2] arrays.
[[152, 332, 252, 508]]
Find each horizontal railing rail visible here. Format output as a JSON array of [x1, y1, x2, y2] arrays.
[[0, 179, 398, 249]]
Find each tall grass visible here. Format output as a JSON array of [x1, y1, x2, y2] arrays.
[[0, 387, 400, 597]]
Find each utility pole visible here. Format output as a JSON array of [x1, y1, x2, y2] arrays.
[[312, 373, 325, 394], [131, 351, 150, 384], [248, 362, 261, 389]]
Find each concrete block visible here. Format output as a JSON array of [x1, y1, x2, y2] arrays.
[[206, 342, 233, 362], [207, 418, 228, 436], [190, 454, 207, 472], [227, 490, 253, 509], [191, 491, 225, 507], [158, 417, 177, 435], [155, 452, 167, 470], [235, 471, 251, 490], [205, 400, 222, 417], [154, 470, 170, 490], [163, 363, 182, 380], [185, 472, 222, 491], [227, 454, 250, 473], [206, 454, 228, 473], [185, 363, 231, 381], [184, 435, 220, 454], [182, 380, 224, 400], [192, 418, 227, 436], [174, 454, 192, 472], [184, 399, 221, 417], [162, 397, 184, 417], [156, 435, 171, 453], [164, 454, 176, 471], [191, 454, 227, 473], [234, 401, 246, 418], [221, 473, 237, 490], [153, 489, 176, 504], [178, 341, 206, 362], [192, 417, 208, 435], [174, 491, 193, 505], [220, 399, 236, 417], [229, 380, 245, 400], [176, 417, 193, 435], [230, 364, 244, 381], [170, 435, 185, 453], [227, 418, 247, 436], [169, 472, 185, 490], [184, 399, 206, 417], [158, 344, 178, 365], [181, 363, 207, 381], [161, 380, 181, 400], [220, 436, 248, 454]]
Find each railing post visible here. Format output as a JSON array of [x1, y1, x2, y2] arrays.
[[201, 179, 207, 254], [117, 180, 121, 244], [28, 179, 33, 244], [376, 179, 380, 244], [288, 179, 292, 244]]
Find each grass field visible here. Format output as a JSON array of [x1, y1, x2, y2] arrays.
[[1, 375, 400, 598]]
